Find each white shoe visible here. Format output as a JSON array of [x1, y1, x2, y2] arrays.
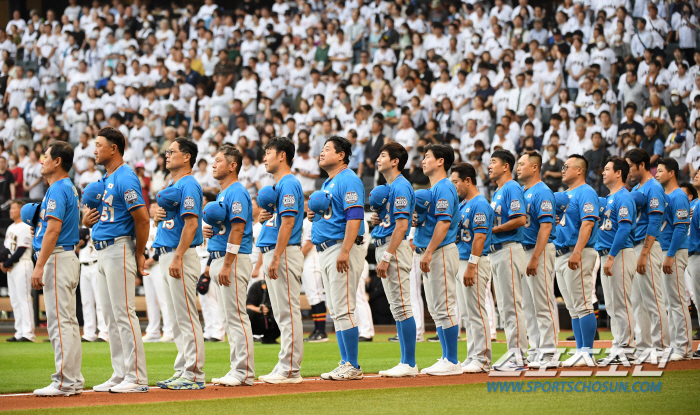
[[109, 381, 149, 393], [329, 362, 363, 380], [33, 385, 76, 397], [422, 359, 463, 376], [213, 374, 243, 386], [379, 363, 402, 377], [669, 352, 688, 361], [562, 352, 589, 367], [492, 360, 529, 372], [259, 373, 303, 384], [159, 334, 174, 343], [142, 334, 161, 343], [92, 380, 119, 392], [382, 363, 419, 378], [321, 361, 345, 380], [421, 358, 446, 374], [528, 355, 558, 369], [462, 361, 490, 373], [460, 358, 472, 370]]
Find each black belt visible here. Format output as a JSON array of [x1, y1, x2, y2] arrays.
[[490, 241, 520, 253], [598, 249, 610, 257], [81, 260, 97, 266], [210, 251, 226, 259], [555, 246, 575, 257], [33, 246, 74, 261], [416, 242, 454, 254], [690, 252, 699, 257], [94, 237, 135, 251], [317, 237, 363, 252], [522, 243, 536, 251], [156, 246, 197, 255], [260, 243, 301, 254], [374, 236, 407, 247]]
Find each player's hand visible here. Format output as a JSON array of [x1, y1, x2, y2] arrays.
[[662, 256, 674, 275], [30, 227, 34, 237], [336, 249, 350, 273], [463, 263, 476, 286], [219, 262, 232, 286], [204, 265, 210, 278], [370, 212, 381, 225], [259, 210, 272, 223], [568, 250, 581, 270], [31, 266, 44, 290], [261, 304, 269, 315], [202, 223, 214, 239], [169, 254, 183, 279], [154, 207, 167, 223], [376, 258, 389, 278], [307, 210, 315, 220], [412, 212, 418, 227], [83, 207, 100, 227], [603, 255, 614, 276], [252, 266, 260, 279], [636, 252, 648, 275], [136, 253, 149, 276], [268, 256, 280, 280], [526, 256, 539, 276], [420, 250, 432, 273]]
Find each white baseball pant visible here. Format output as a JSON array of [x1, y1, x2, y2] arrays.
[[522, 243, 558, 353], [318, 243, 365, 332], [375, 241, 413, 322], [421, 243, 459, 329], [79, 261, 107, 342], [490, 242, 528, 358], [7, 259, 34, 340], [355, 260, 375, 339], [456, 257, 492, 366], [632, 242, 669, 352], [409, 252, 425, 340], [600, 249, 637, 351], [661, 249, 692, 357], [301, 251, 325, 306], [143, 262, 173, 339], [198, 257, 224, 341]]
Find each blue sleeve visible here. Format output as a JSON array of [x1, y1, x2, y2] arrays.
[[506, 186, 526, 218], [278, 181, 300, 217], [617, 197, 635, 224], [579, 190, 599, 222], [120, 174, 145, 212], [392, 185, 413, 217], [345, 206, 364, 220], [179, 180, 202, 217], [647, 212, 663, 238], [653, 139, 664, 156], [610, 221, 633, 257], [667, 223, 689, 257], [342, 177, 364, 211], [537, 193, 555, 223], [670, 197, 691, 226], [433, 185, 455, 221], [229, 189, 249, 224], [647, 187, 665, 215], [472, 204, 490, 233], [45, 187, 67, 222]]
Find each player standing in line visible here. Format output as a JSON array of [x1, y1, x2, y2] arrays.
[[371, 142, 417, 378], [77, 228, 108, 342], [655, 158, 693, 361], [407, 227, 425, 342], [596, 157, 637, 365], [625, 149, 669, 360], [516, 152, 558, 368], [309, 136, 366, 381], [413, 144, 462, 376], [3, 200, 35, 342], [301, 197, 328, 343], [256, 137, 305, 384], [204, 144, 255, 386], [143, 203, 173, 342], [687, 170, 700, 359], [153, 138, 206, 389], [555, 155, 600, 367], [82, 128, 149, 393], [31, 142, 83, 397], [487, 149, 528, 371], [451, 162, 494, 373]]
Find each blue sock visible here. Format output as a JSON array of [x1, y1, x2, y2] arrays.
[[343, 327, 360, 368], [336, 330, 347, 364], [571, 318, 582, 351], [396, 321, 405, 364], [579, 313, 597, 351], [400, 317, 417, 367], [436, 327, 446, 359], [442, 325, 459, 364]]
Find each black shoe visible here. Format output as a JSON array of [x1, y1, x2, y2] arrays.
[[359, 336, 373, 342], [693, 350, 700, 359], [594, 330, 600, 340], [305, 331, 329, 343], [427, 335, 440, 342], [261, 337, 278, 344], [95, 338, 107, 342], [204, 337, 212, 342], [388, 335, 399, 342], [597, 355, 624, 366], [81, 338, 92, 342], [693, 330, 700, 341], [18, 337, 33, 342], [6, 337, 18, 342], [566, 335, 576, 341], [304, 330, 319, 342], [209, 338, 224, 342]]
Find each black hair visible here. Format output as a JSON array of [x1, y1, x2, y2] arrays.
[[48, 141, 74, 173], [174, 137, 198, 168], [379, 142, 409, 171], [134, 113, 144, 121], [451, 162, 477, 185], [264, 137, 296, 167], [658, 157, 680, 179], [325, 135, 352, 165], [491, 149, 516, 172], [680, 182, 698, 201], [568, 153, 589, 171], [98, 127, 126, 155], [425, 144, 455, 172], [525, 151, 542, 170], [219, 143, 243, 174], [624, 148, 651, 171], [606, 156, 630, 183]]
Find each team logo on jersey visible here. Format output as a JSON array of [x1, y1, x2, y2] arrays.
[[510, 199, 521, 211], [466, 208, 470, 213], [497, 195, 502, 200], [345, 191, 359, 204], [184, 196, 195, 210], [232, 201, 242, 214], [124, 189, 138, 205], [474, 212, 487, 225], [47, 199, 57, 212], [650, 198, 660, 209], [527, 193, 532, 198], [677, 209, 689, 220], [108, 183, 114, 189], [283, 194, 295, 208], [541, 200, 553, 212], [394, 196, 408, 209], [436, 199, 449, 212], [619, 206, 629, 218], [583, 203, 595, 214]]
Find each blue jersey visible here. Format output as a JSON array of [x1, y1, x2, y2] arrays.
[[658, 188, 690, 251], [457, 195, 494, 259], [34, 178, 80, 251], [209, 182, 253, 254], [555, 184, 600, 249], [490, 180, 526, 245], [153, 175, 203, 249], [91, 165, 146, 241], [371, 174, 415, 240], [631, 178, 665, 244], [595, 188, 636, 251], [689, 199, 700, 254], [414, 178, 459, 249], [522, 182, 556, 245], [311, 168, 366, 245], [256, 174, 305, 248]]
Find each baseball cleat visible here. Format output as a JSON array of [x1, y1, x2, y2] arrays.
[[142, 334, 161, 343], [92, 380, 120, 392], [329, 362, 363, 380], [692, 350, 700, 360], [156, 377, 179, 389], [462, 361, 490, 373], [109, 381, 149, 393], [381, 363, 418, 378], [421, 358, 447, 374], [460, 358, 472, 370], [165, 377, 206, 390], [159, 334, 174, 343], [33, 385, 77, 397], [668, 352, 689, 362], [528, 354, 559, 369], [304, 331, 329, 343], [212, 374, 243, 387], [259, 373, 303, 384], [563, 352, 591, 367], [379, 363, 402, 377], [422, 359, 463, 376], [388, 335, 400, 342], [359, 336, 373, 342], [321, 361, 345, 380], [492, 360, 529, 372], [427, 335, 440, 343]]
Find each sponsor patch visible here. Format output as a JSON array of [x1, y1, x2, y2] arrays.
[[650, 197, 660, 209], [510, 199, 521, 211], [345, 191, 359, 204], [497, 195, 502, 200], [394, 196, 408, 210], [232, 201, 242, 214], [47, 199, 57, 212], [677, 209, 689, 220], [283, 194, 295, 208], [124, 189, 138, 205], [583, 203, 595, 214], [474, 212, 487, 225], [619, 206, 629, 218], [108, 183, 114, 189], [541, 200, 553, 212], [184, 196, 195, 210], [436, 199, 449, 212]]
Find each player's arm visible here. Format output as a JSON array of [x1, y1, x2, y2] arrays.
[[568, 220, 594, 270], [493, 188, 527, 233], [663, 202, 690, 274], [638, 209, 663, 274], [419, 220, 450, 273], [603, 201, 634, 276], [130, 206, 150, 276], [169, 215, 197, 279], [376, 217, 408, 278], [464, 231, 486, 287], [30, 218, 62, 290], [219, 221, 245, 286], [269, 215, 294, 280], [337, 218, 361, 273], [527, 222, 552, 276]]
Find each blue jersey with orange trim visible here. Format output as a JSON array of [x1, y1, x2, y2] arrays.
[[34, 178, 80, 251], [658, 188, 690, 251], [631, 178, 666, 244], [153, 175, 203, 249], [91, 164, 146, 241], [311, 168, 366, 245], [256, 174, 304, 248], [555, 184, 600, 249], [490, 180, 526, 245], [522, 181, 556, 245], [414, 178, 459, 249], [595, 188, 636, 251], [689, 199, 699, 254], [371, 174, 415, 240], [457, 195, 494, 259], [209, 182, 253, 254]]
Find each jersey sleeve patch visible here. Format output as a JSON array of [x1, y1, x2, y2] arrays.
[[510, 199, 521, 211], [124, 189, 138, 205], [47, 199, 57, 212], [677, 209, 689, 220], [474, 212, 487, 225], [232, 201, 243, 214], [394, 196, 408, 209], [436, 198, 449, 212], [649, 197, 660, 209], [583, 202, 595, 214], [345, 191, 359, 204], [541, 200, 553, 212], [282, 194, 296, 208], [619, 206, 629, 218], [184, 196, 195, 210]]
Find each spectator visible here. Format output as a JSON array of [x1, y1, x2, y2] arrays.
[[583, 132, 611, 196], [291, 138, 320, 193], [246, 279, 280, 344]]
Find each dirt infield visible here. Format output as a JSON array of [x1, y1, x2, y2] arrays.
[[2, 360, 699, 412]]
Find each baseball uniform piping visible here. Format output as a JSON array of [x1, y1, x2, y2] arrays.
[[234, 256, 251, 383], [544, 247, 556, 347], [55, 256, 64, 390], [476, 262, 488, 358], [674, 257, 690, 356], [580, 259, 590, 314], [285, 250, 294, 378], [622, 252, 633, 347], [442, 248, 454, 327], [509, 247, 521, 349], [124, 244, 140, 384], [182, 262, 200, 380], [649, 254, 665, 349], [395, 255, 408, 319]]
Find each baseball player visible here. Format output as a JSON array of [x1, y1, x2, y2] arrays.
[[355, 240, 376, 342], [143, 203, 173, 342], [487, 149, 528, 371], [625, 149, 670, 360], [197, 193, 225, 343], [688, 170, 700, 359], [556, 155, 600, 367], [309, 136, 366, 381], [77, 227, 108, 343], [451, 162, 494, 373], [301, 201, 328, 343], [3, 200, 35, 342], [153, 138, 206, 390], [256, 137, 305, 384], [82, 127, 149, 393], [596, 157, 637, 365], [655, 158, 692, 361], [515, 152, 558, 368], [407, 227, 426, 342], [413, 144, 461, 376], [371, 142, 417, 378], [30, 142, 83, 397], [203, 144, 255, 387]]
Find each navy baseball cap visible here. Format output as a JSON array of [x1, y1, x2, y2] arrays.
[[82, 180, 105, 210], [369, 185, 390, 212], [203, 201, 227, 227], [257, 186, 278, 213], [157, 187, 182, 221], [414, 189, 432, 225], [630, 191, 646, 210], [21, 202, 41, 227], [308, 190, 331, 219], [554, 192, 569, 216]]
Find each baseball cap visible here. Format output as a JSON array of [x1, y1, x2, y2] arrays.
[[79, 228, 91, 242], [552, 28, 561, 36], [82, 180, 105, 210], [369, 185, 390, 212], [157, 187, 182, 221], [257, 186, 278, 213], [203, 201, 227, 227], [554, 192, 569, 216], [308, 190, 331, 219], [671, 89, 680, 96], [20, 203, 41, 227], [414, 189, 432, 225], [135, 161, 145, 168], [630, 191, 647, 210]]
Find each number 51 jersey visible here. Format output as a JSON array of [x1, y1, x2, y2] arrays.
[[92, 164, 146, 242]]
